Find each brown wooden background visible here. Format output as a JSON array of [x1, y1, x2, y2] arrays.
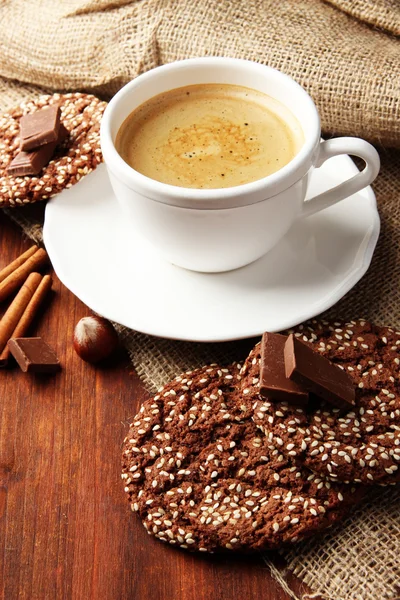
[[0, 211, 316, 600]]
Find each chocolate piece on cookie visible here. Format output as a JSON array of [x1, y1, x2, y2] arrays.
[[19, 104, 61, 151], [7, 123, 68, 177], [241, 320, 400, 486], [0, 92, 106, 207], [122, 363, 363, 553], [284, 333, 355, 410], [260, 332, 308, 406]]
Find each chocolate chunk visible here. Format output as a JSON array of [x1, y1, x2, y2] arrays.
[[8, 337, 61, 373], [260, 332, 308, 405], [7, 123, 68, 177], [7, 142, 58, 176], [284, 334, 355, 409], [20, 105, 61, 151]]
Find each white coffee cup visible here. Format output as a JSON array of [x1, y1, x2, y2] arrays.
[[100, 57, 380, 273]]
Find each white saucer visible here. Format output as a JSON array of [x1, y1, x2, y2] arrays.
[[43, 159, 380, 342]]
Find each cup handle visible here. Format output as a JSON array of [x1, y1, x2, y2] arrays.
[[301, 137, 380, 219]]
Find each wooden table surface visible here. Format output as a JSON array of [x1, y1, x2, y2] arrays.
[[0, 211, 314, 600]]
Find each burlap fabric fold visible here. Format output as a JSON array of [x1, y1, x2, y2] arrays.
[[1, 0, 400, 599], [0, 77, 49, 111], [0, 0, 399, 147], [325, 0, 400, 36]]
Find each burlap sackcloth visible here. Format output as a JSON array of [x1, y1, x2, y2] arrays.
[[0, 0, 399, 147], [1, 1, 400, 599]]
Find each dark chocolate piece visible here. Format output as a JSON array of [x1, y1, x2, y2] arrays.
[[7, 124, 68, 177], [20, 105, 61, 151], [260, 332, 308, 405], [8, 337, 61, 373], [284, 334, 355, 410], [7, 142, 58, 176]]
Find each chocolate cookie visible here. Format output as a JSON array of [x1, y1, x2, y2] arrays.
[[241, 320, 400, 486], [122, 363, 363, 553], [0, 93, 106, 206]]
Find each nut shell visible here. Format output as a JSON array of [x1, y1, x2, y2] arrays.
[[73, 315, 118, 363]]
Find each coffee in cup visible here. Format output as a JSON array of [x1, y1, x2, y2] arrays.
[[101, 58, 380, 273], [115, 83, 304, 189]]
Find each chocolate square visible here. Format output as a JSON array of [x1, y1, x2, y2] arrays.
[[20, 105, 61, 151], [284, 334, 355, 410], [260, 332, 308, 405], [8, 337, 61, 373], [7, 123, 68, 177]]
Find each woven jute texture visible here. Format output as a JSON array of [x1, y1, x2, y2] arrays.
[[325, 0, 400, 36], [1, 0, 400, 598], [0, 77, 49, 112], [0, 0, 399, 147]]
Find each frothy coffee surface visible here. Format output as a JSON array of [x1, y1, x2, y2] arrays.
[[116, 84, 304, 189]]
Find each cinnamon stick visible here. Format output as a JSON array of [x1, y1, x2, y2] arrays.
[[0, 245, 38, 284], [0, 272, 42, 363], [0, 248, 48, 303], [0, 274, 52, 366]]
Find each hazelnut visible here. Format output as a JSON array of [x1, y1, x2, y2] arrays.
[[73, 315, 119, 363]]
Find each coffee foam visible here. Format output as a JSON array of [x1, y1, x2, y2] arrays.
[[116, 84, 304, 189]]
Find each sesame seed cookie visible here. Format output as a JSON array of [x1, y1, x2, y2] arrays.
[[0, 92, 106, 207], [122, 363, 363, 553], [241, 320, 400, 486]]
